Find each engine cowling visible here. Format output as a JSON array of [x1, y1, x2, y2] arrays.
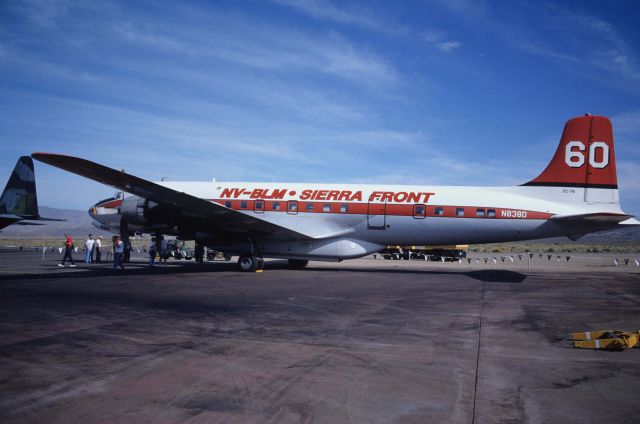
[[120, 196, 173, 226]]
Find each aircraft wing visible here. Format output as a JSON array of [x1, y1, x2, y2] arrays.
[[31, 153, 309, 239]]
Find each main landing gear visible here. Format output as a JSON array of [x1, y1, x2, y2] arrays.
[[237, 254, 264, 272]]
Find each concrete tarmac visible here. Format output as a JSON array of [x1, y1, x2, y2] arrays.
[[1, 249, 639, 424]]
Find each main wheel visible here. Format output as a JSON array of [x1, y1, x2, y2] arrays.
[[287, 259, 309, 269], [238, 255, 259, 272], [256, 256, 265, 270]]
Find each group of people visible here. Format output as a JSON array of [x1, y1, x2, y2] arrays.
[[148, 236, 168, 267], [58, 234, 125, 269], [58, 233, 177, 269], [83, 234, 103, 263]]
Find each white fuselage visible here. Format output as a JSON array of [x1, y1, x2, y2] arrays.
[[92, 180, 618, 260]]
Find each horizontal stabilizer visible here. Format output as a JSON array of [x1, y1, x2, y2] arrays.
[[32, 216, 66, 222], [550, 212, 633, 224], [0, 214, 24, 221]]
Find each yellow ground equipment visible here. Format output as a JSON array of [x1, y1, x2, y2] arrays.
[[569, 330, 640, 351]]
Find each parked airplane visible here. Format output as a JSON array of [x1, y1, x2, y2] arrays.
[[0, 156, 62, 230], [32, 114, 637, 271]]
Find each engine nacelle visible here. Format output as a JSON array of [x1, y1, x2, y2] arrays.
[[120, 196, 173, 226]]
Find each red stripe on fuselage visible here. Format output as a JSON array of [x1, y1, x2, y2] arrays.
[[209, 199, 552, 220]]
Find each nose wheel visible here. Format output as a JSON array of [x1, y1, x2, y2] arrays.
[[237, 254, 264, 272]]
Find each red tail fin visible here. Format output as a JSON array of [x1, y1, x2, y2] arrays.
[[523, 115, 617, 189]]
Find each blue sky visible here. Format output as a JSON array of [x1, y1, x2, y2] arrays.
[[1, 0, 639, 216]]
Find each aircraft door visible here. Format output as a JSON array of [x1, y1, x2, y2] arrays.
[[367, 201, 386, 230]]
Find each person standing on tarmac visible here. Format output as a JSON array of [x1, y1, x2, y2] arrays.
[[94, 236, 102, 263], [148, 237, 157, 267], [195, 243, 204, 264], [58, 233, 76, 268], [160, 236, 168, 265], [85, 234, 95, 263], [113, 236, 125, 269]]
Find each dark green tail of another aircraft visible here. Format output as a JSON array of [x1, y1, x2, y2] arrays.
[[0, 156, 42, 230], [1, 156, 39, 217]]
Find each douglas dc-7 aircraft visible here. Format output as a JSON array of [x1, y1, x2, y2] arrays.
[[32, 114, 638, 271]]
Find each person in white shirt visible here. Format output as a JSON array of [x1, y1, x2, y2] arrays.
[[94, 236, 102, 263], [113, 236, 125, 269], [85, 235, 95, 263]]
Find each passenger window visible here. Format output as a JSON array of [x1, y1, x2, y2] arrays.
[[476, 208, 485, 217], [323, 204, 331, 212], [305, 203, 314, 211], [434, 207, 444, 216], [456, 208, 464, 217], [224, 201, 232, 208], [272, 201, 281, 210], [288, 201, 298, 214], [240, 201, 248, 209], [254, 200, 264, 213], [413, 204, 426, 219], [487, 209, 496, 218], [340, 203, 349, 213]]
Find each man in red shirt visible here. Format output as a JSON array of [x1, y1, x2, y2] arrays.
[[58, 233, 76, 268]]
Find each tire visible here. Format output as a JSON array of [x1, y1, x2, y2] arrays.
[[288, 259, 309, 269], [257, 257, 265, 270], [238, 255, 258, 272]]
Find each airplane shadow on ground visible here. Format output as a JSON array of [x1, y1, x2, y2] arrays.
[[297, 265, 527, 283], [0, 259, 527, 284]]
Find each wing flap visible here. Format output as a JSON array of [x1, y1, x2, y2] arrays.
[[32, 153, 308, 239]]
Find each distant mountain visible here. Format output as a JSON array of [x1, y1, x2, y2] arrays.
[[576, 226, 640, 242], [0, 206, 113, 239]]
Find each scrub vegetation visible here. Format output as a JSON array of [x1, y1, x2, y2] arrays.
[[470, 242, 640, 254]]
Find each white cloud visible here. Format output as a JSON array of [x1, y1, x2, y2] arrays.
[[113, 23, 183, 51], [10, 0, 70, 29], [517, 42, 579, 63], [535, 6, 640, 81], [111, 19, 398, 84], [272, 0, 406, 34], [436, 41, 461, 52], [422, 30, 461, 52], [274, 0, 376, 27]]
